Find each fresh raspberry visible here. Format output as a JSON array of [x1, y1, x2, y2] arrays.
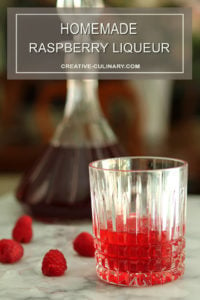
[[0, 239, 24, 263], [42, 249, 67, 276], [73, 232, 95, 257], [12, 215, 33, 243]]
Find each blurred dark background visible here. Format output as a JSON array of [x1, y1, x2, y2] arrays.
[[0, 0, 200, 194]]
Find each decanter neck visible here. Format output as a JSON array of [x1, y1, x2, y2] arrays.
[[56, 0, 103, 8], [52, 78, 118, 147], [64, 79, 103, 120]]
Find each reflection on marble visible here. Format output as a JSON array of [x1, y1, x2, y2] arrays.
[[0, 194, 200, 300]]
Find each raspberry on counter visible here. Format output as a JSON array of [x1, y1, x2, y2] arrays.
[[42, 249, 67, 276], [0, 239, 24, 263]]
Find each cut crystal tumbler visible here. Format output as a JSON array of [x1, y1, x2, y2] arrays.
[[89, 157, 188, 287]]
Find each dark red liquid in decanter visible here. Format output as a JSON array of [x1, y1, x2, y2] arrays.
[[16, 144, 123, 221]]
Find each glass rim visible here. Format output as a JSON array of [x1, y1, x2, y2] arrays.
[[89, 156, 188, 173]]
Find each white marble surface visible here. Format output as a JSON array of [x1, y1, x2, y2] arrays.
[[0, 193, 200, 300]]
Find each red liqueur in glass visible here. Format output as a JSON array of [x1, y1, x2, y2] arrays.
[[94, 215, 185, 286]]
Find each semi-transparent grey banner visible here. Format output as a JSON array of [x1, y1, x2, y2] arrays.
[[7, 7, 192, 79]]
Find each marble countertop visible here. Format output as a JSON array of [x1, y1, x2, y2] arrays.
[[0, 193, 200, 300]]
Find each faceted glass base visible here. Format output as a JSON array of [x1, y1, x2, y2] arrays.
[[96, 263, 184, 287], [94, 225, 185, 287]]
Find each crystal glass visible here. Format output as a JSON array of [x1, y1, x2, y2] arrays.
[[89, 157, 188, 287], [16, 80, 124, 221]]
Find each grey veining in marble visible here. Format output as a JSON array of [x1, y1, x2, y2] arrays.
[[0, 193, 200, 300]]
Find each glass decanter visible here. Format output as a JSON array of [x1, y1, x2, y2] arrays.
[[16, 79, 124, 221]]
